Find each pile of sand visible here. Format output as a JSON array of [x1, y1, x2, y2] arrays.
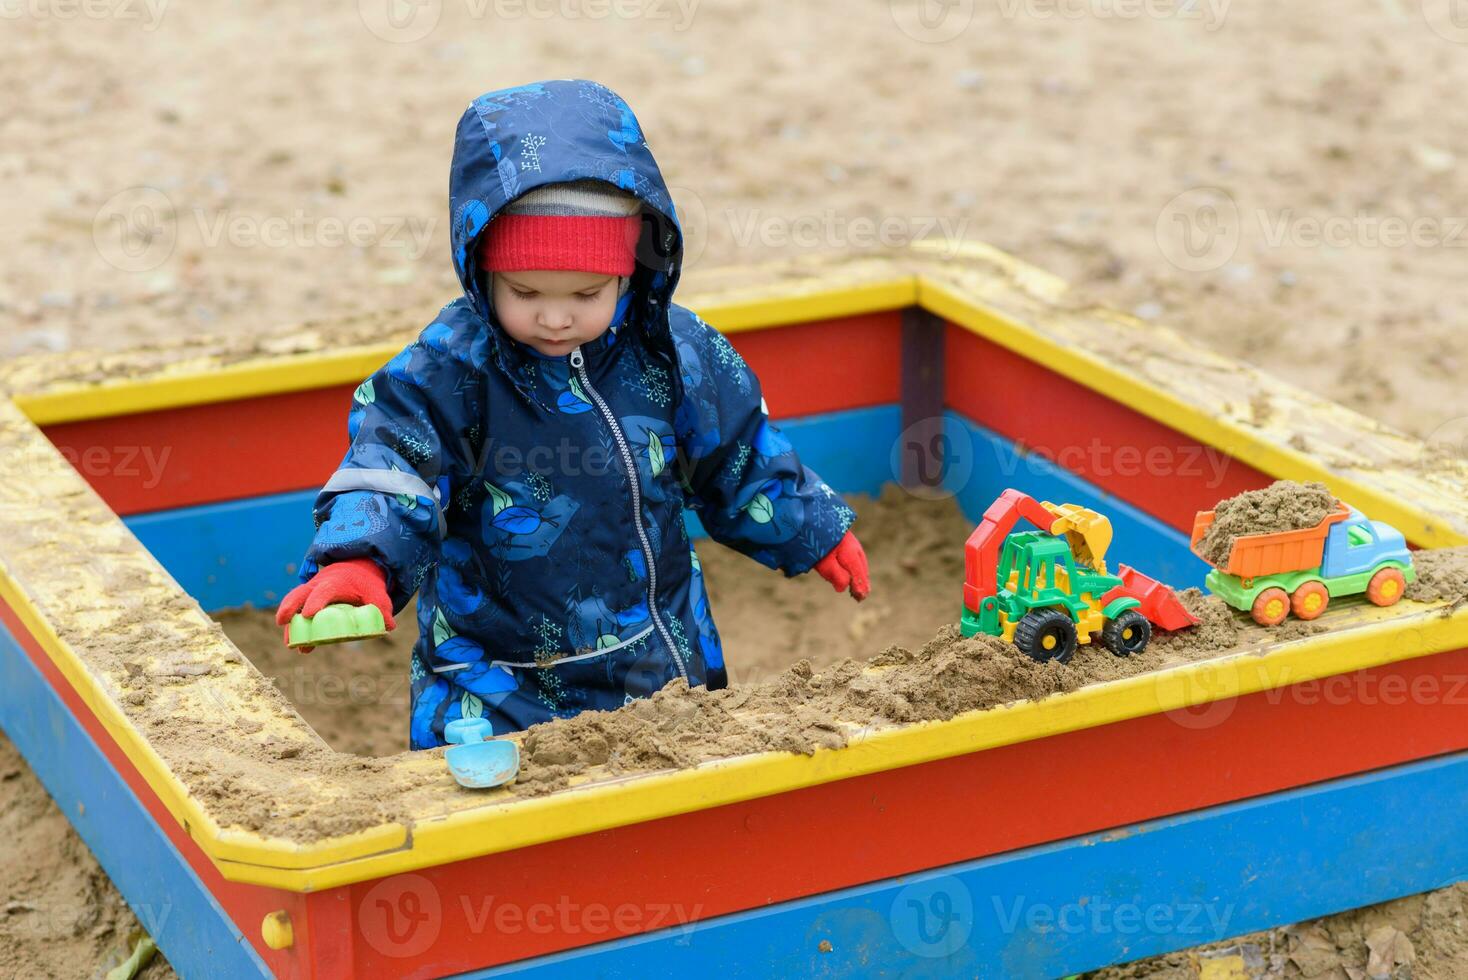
[[1195, 480, 1338, 567], [513, 619, 1225, 795], [1406, 546, 1468, 607], [1094, 882, 1468, 978]]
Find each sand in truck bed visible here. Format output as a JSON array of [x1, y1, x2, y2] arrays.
[[1194, 480, 1339, 568]]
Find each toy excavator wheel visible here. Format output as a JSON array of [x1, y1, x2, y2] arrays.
[[1101, 609, 1151, 657], [1290, 581, 1330, 621], [1013, 609, 1078, 664], [1251, 587, 1290, 627], [1366, 567, 1407, 607]]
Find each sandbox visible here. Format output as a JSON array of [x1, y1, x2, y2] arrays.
[[3, 242, 1468, 978]]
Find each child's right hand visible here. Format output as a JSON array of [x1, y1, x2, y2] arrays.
[[275, 558, 396, 652]]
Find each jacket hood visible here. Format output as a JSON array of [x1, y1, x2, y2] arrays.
[[449, 80, 685, 379]]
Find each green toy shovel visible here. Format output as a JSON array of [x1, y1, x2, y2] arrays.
[[286, 603, 388, 649]]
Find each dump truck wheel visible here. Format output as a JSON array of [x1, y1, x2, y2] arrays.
[[1366, 567, 1407, 607], [1100, 609, 1151, 656], [1251, 587, 1290, 626], [1290, 581, 1330, 621], [1013, 609, 1078, 664]]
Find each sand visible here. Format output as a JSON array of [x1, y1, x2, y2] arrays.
[[1195, 480, 1338, 567], [216, 488, 1245, 775], [11, 6, 1468, 966], [217, 487, 978, 756], [2, 487, 1464, 974], [1406, 545, 1468, 607], [9, 4, 1468, 449], [1093, 883, 1468, 978], [0, 737, 176, 980]]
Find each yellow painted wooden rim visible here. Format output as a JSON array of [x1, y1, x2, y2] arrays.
[[2, 246, 1467, 892]]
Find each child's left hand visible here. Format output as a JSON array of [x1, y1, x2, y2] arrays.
[[814, 531, 870, 602]]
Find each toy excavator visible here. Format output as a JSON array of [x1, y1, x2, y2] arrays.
[[960, 489, 1198, 663]]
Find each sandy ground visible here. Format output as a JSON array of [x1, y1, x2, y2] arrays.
[[7, 2, 1468, 976], [6, 2, 1468, 449]]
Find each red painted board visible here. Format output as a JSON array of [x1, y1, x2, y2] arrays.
[[38, 313, 903, 517], [7, 585, 1467, 977], [726, 311, 902, 419], [0, 599, 338, 979], [41, 385, 355, 518], [943, 324, 1274, 533], [348, 645, 1468, 977]]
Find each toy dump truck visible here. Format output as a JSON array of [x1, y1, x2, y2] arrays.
[[961, 489, 1198, 663], [1190, 500, 1415, 626]]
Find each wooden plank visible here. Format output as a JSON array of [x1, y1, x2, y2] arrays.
[[468, 750, 1468, 978]]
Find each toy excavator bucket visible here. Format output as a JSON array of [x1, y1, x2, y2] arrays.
[[1104, 564, 1200, 631], [1041, 501, 1113, 571]]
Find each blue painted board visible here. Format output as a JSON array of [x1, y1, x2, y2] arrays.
[[945, 410, 1210, 590], [465, 751, 1468, 978], [120, 403, 1207, 613], [0, 618, 271, 980], [123, 405, 904, 611]]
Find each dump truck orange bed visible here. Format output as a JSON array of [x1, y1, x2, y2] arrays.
[[1190, 501, 1351, 578]]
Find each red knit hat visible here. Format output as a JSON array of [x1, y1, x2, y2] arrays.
[[480, 179, 643, 276]]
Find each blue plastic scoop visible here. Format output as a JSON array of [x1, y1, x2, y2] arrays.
[[443, 718, 520, 789]]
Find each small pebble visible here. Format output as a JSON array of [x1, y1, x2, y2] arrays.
[[954, 69, 985, 91]]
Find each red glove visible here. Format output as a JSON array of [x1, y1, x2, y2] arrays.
[[813, 531, 870, 602], [275, 558, 395, 652]]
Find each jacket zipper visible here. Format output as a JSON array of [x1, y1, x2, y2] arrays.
[[570, 345, 688, 682]]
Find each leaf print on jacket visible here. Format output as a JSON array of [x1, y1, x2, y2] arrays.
[[297, 80, 855, 749]]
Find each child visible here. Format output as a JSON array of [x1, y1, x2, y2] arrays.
[[276, 79, 870, 749]]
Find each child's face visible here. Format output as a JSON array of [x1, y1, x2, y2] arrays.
[[491, 269, 620, 357]]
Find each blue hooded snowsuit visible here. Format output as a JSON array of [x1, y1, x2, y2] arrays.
[[296, 80, 856, 749]]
